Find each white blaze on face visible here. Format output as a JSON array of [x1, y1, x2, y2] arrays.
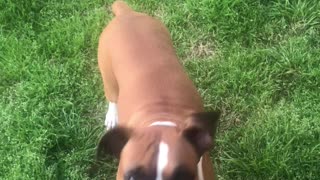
[[156, 141, 169, 180], [197, 156, 204, 180]]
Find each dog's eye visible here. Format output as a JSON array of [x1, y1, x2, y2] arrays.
[[124, 170, 140, 180], [124, 175, 136, 180]]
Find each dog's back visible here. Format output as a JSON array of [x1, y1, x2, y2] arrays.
[[103, 1, 203, 125]]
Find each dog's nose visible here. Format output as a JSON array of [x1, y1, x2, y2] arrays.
[[170, 165, 195, 180]]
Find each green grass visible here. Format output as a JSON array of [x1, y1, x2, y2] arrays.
[[1, 0, 319, 179]]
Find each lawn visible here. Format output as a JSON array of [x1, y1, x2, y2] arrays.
[[1, 0, 319, 179]]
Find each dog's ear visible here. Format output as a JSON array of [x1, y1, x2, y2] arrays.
[[89, 127, 132, 177], [182, 111, 220, 156], [97, 126, 132, 159]]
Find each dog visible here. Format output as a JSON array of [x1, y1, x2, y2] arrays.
[[96, 1, 220, 180]]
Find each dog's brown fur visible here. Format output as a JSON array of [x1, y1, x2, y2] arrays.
[[97, 1, 219, 179]]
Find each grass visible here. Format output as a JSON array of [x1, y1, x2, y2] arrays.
[[0, 0, 319, 179]]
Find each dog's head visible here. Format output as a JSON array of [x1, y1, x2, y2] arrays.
[[96, 111, 220, 180]]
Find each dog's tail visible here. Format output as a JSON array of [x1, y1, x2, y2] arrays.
[[112, 1, 133, 16]]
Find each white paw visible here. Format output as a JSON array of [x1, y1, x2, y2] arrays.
[[104, 102, 118, 131]]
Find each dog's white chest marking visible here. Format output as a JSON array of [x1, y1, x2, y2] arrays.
[[104, 102, 118, 131], [156, 141, 169, 180]]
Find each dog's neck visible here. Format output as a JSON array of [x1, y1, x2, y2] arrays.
[[125, 99, 203, 128]]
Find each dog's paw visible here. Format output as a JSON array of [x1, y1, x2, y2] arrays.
[[104, 102, 118, 131]]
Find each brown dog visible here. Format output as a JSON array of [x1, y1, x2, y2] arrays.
[[97, 1, 220, 180]]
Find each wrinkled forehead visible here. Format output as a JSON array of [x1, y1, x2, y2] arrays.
[[119, 130, 198, 180]]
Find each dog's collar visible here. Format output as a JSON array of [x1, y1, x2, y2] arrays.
[[149, 121, 177, 127]]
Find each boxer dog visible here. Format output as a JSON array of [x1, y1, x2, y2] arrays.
[[96, 1, 220, 179]]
